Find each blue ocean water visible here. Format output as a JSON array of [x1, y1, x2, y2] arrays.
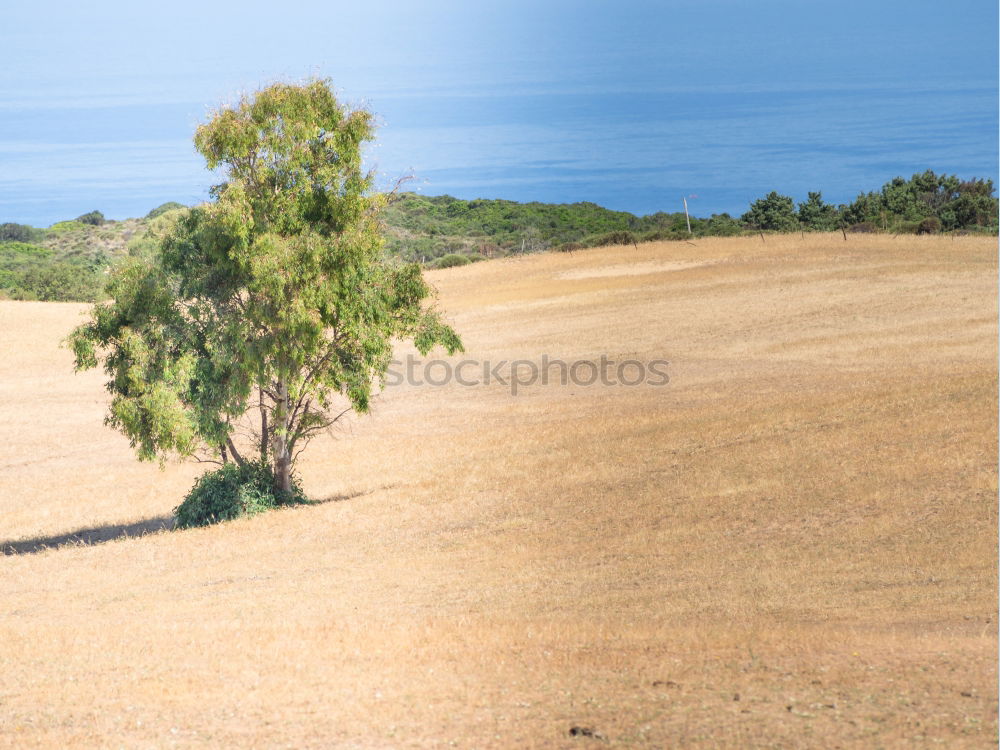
[[0, 82, 996, 226]]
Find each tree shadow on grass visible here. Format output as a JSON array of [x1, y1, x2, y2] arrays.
[[1, 487, 384, 556], [304, 488, 377, 506], [1, 516, 176, 556]]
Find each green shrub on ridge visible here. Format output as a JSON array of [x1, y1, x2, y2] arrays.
[[174, 461, 307, 529]]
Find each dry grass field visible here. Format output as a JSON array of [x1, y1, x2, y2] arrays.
[[0, 233, 996, 748]]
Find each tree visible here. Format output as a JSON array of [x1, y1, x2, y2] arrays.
[[842, 190, 883, 227], [70, 79, 462, 501], [940, 179, 998, 230], [796, 192, 840, 231], [842, 171, 997, 232], [76, 210, 106, 226], [741, 191, 798, 231]]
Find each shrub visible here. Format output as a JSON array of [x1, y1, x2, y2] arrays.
[[146, 202, 187, 219], [917, 216, 942, 234], [432, 253, 472, 268], [892, 220, 921, 234], [702, 213, 743, 237], [0, 241, 51, 259], [48, 220, 88, 233], [174, 461, 307, 529], [0, 223, 41, 243], [587, 230, 636, 247], [848, 222, 877, 233], [76, 210, 105, 226], [14, 261, 103, 302], [0, 243, 103, 301]]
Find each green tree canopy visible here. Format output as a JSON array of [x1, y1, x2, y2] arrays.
[[843, 171, 997, 231], [70, 79, 462, 499], [797, 192, 841, 231], [76, 210, 106, 226], [741, 191, 798, 231]]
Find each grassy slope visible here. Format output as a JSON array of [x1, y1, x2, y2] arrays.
[[0, 233, 996, 747]]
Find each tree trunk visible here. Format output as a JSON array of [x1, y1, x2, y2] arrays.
[[272, 380, 293, 496], [259, 388, 269, 458]]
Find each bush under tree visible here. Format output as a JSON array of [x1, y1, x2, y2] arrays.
[[174, 461, 307, 528]]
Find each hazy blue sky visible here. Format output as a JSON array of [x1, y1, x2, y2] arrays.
[[1, 0, 996, 224]]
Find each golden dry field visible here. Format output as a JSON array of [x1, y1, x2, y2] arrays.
[[0, 233, 997, 748]]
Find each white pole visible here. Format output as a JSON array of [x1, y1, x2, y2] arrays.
[[683, 197, 692, 235]]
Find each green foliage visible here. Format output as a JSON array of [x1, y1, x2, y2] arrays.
[[70, 79, 463, 501], [0, 241, 51, 260], [940, 180, 998, 230], [843, 171, 997, 232], [842, 191, 881, 226], [146, 202, 187, 219], [48, 220, 88, 233], [174, 461, 306, 528], [127, 209, 188, 260], [15, 262, 103, 301], [0, 242, 51, 294], [0, 241, 105, 301], [76, 210, 105, 226], [702, 213, 743, 237], [797, 192, 841, 231], [0, 223, 43, 243], [741, 192, 798, 231], [383, 194, 637, 260], [432, 253, 472, 268]]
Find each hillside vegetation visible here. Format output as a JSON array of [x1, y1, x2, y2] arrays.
[[0, 210, 156, 302], [0, 233, 995, 747], [1, 170, 996, 299]]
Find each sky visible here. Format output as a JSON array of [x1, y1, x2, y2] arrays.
[[1, 0, 997, 225]]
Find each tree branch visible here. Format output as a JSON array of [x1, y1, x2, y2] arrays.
[[225, 436, 247, 469], [194, 456, 225, 467]]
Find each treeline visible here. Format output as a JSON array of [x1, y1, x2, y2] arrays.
[[382, 193, 744, 261], [1, 172, 995, 299], [744, 171, 998, 235], [385, 170, 997, 262]]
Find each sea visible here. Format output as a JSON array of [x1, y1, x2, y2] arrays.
[[1, 81, 996, 227]]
